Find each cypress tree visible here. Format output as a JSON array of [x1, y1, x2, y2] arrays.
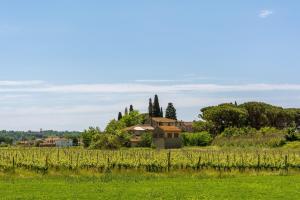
[[153, 94, 161, 117], [160, 107, 163, 117], [125, 107, 128, 115], [165, 103, 177, 120], [129, 105, 134, 113], [148, 98, 153, 117], [118, 112, 123, 121]]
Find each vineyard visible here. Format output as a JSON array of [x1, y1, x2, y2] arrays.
[[0, 147, 300, 173]]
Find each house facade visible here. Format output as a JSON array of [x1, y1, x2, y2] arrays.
[[40, 137, 73, 147], [124, 125, 154, 147], [151, 118, 182, 149]]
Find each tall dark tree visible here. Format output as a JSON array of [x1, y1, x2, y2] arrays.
[[148, 98, 153, 117], [160, 107, 164, 117], [153, 94, 161, 117], [118, 112, 123, 121], [234, 101, 238, 106], [129, 105, 134, 113], [125, 107, 128, 115], [165, 103, 177, 120]]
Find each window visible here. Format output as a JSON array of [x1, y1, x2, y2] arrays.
[[174, 133, 179, 138], [167, 133, 173, 138]]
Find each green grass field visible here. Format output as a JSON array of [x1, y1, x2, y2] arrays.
[[0, 173, 300, 200]]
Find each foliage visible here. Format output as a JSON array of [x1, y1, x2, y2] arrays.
[[148, 98, 153, 117], [129, 105, 134, 113], [200, 103, 248, 134], [118, 112, 123, 121], [105, 120, 126, 135], [285, 124, 300, 141], [181, 132, 212, 146], [0, 136, 13, 145], [137, 132, 153, 147], [152, 94, 162, 117], [116, 131, 131, 147], [120, 111, 143, 127], [199, 101, 300, 135], [192, 121, 218, 135], [165, 103, 177, 120], [81, 127, 101, 148], [90, 134, 120, 150], [213, 127, 286, 147], [240, 102, 295, 129]]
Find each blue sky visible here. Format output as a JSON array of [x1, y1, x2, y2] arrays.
[[0, 1, 300, 130]]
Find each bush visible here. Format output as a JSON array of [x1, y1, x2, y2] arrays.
[[181, 132, 212, 147], [137, 132, 153, 147], [90, 134, 120, 150], [213, 127, 286, 148], [221, 127, 256, 137], [81, 127, 102, 148]]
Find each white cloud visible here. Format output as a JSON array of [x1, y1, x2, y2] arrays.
[[0, 81, 300, 93], [0, 80, 45, 86], [259, 10, 274, 18]]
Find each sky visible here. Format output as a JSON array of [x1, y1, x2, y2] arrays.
[[0, 0, 300, 131]]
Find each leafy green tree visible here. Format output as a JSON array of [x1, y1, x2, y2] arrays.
[[81, 127, 101, 148], [192, 121, 218, 135], [201, 104, 248, 134], [121, 110, 143, 127], [105, 119, 126, 135], [165, 103, 177, 120], [137, 132, 153, 147], [181, 132, 212, 146], [90, 134, 120, 149], [240, 102, 294, 129], [118, 112, 123, 121]]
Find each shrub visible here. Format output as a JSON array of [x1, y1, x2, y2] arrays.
[[90, 134, 120, 150], [181, 132, 212, 147], [213, 127, 286, 148], [137, 132, 153, 147]]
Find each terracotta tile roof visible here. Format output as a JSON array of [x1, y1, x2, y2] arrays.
[[159, 126, 181, 132], [152, 117, 176, 123]]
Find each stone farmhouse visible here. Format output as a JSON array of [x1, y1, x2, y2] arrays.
[[124, 117, 192, 149]]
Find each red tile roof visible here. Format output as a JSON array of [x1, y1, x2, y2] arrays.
[[152, 117, 176, 123], [158, 126, 181, 132]]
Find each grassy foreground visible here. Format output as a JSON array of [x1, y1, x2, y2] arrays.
[[0, 173, 300, 200]]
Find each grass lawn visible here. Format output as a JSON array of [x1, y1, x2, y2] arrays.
[[0, 173, 299, 200]]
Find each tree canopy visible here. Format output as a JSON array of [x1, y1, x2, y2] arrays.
[[165, 103, 177, 120]]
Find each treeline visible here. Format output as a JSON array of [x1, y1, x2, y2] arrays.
[[0, 130, 82, 145], [194, 102, 300, 135]]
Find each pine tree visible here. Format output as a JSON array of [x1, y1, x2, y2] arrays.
[[153, 94, 161, 117], [160, 107, 163, 117], [125, 107, 128, 115], [165, 103, 177, 120], [118, 112, 123, 121], [129, 105, 134, 113], [148, 98, 153, 117]]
